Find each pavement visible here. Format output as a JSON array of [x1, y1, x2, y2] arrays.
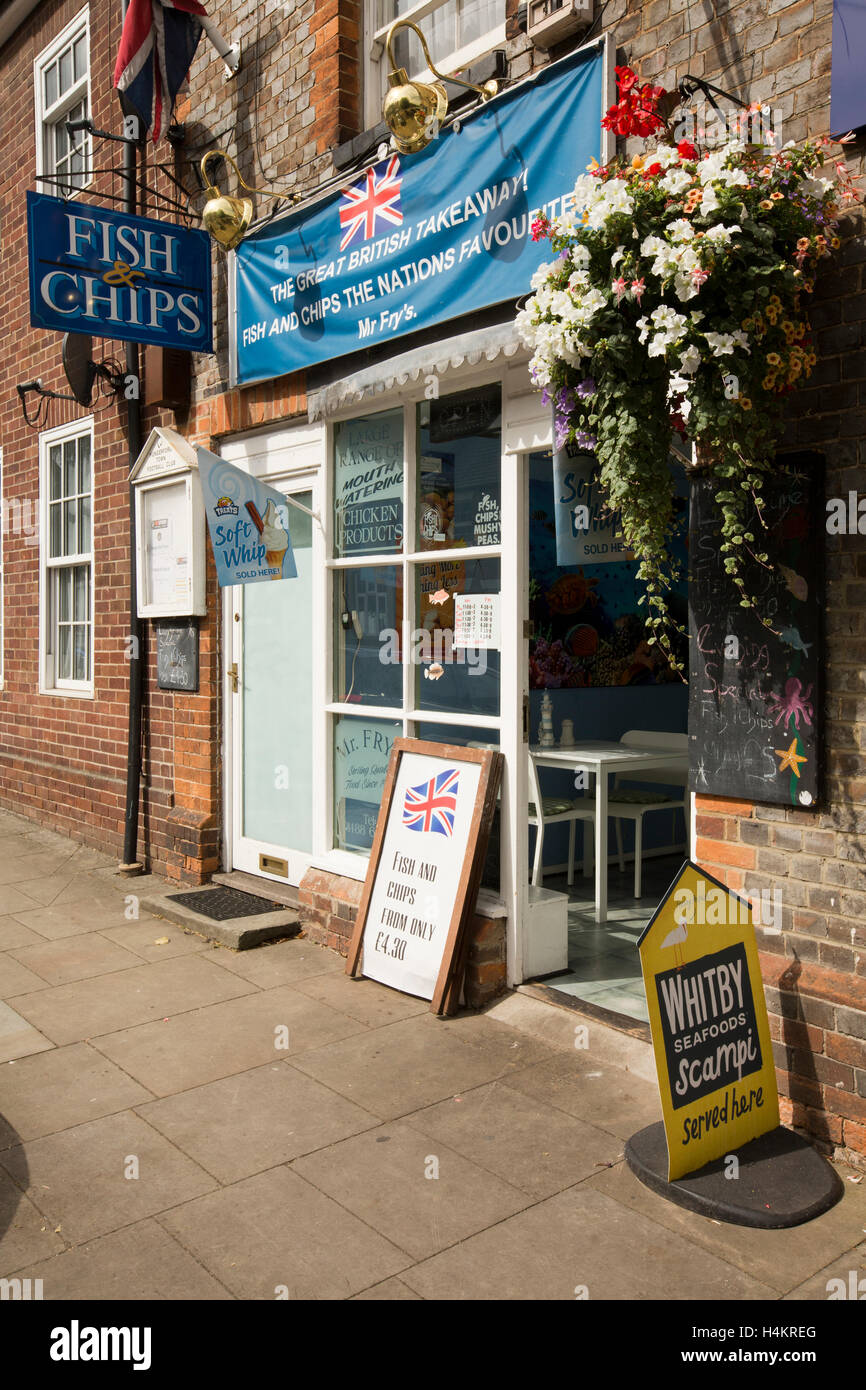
[[0, 805, 865, 1302]]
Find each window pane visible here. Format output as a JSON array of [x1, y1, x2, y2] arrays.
[[333, 565, 403, 707], [416, 722, 500, 890], [64, 500, 77, 554], [333, 714, 401, 853], [333, 408, 403, 558], [459, 0, 500, 47], [78, 495, 91, 552], [77, 435, 91, 493], [63, 440, 76, 495], [415, 384, 501, 550], [49, 503, 62, 556], [50, 445, 62, 499], [44, 61, 58, 109], [59, 46, 73, 96], [73, 35, 87, 82], [414, 555, 500, 716], [57, 624, 71, 680], [58, 568, 71, 621], [391, 4, 454, 71], [73, 625, 88, 682], [73, 566, 88, 621]]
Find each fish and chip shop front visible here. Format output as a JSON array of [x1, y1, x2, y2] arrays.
[[221, 38, 693, 1021]]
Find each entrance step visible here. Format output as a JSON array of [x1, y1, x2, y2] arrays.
[[212, 870, 300, 909], [140, 883, 300, 951]]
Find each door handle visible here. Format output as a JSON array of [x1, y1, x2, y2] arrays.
[[228, 662, 238, 693]]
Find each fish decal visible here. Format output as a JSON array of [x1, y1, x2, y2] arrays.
[[430, 589, 450, 605], [777, 563, 807, 601], [779, 626, 812, 655]]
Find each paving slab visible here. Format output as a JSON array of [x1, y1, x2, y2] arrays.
[[0, 1043, 152, 1149], [0, 885, 44, 917], [0, 1171, 66, 1274], [8, 933, 143, 987], [207, 936, 346, 987], [503, 1050, 662, 1140], [783, 1239, 866, 1300], [158, 1165, 411, 1299], [137, 1061, 379, 1183], [93, 986, 366, 1097], [0, 954, 49, 998], [7, 954, 257, 1046], [292, 1118, 531, 1260], [6, 875, 78, 907], [400, 1184, 777, 1301], [10, 900, 162, 942], [404, 1080, 625, 1200], [0, 918, 47, 951], [99, 919, 213, 963], [588, 1151, 866, 1296], [291, 971, 431, 1026], [290, 1012, 554, 1121], [352, 1277, 422, 1300], [0, 1001, 54, 1064], [8, 1217, 235, 1300], [0, 1111, 217, 1246]]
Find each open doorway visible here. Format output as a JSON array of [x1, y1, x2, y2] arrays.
[[523, 447, 691, 1024]]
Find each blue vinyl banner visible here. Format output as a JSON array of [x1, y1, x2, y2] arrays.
[[234, 43, 605, 383], [197, 448, 297, 585], [27, 191, 213, 353]]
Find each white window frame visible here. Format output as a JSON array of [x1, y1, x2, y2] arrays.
[[364, 0, 507, 130], [34, 7, 92, 197], [39, 417, 95, 698]]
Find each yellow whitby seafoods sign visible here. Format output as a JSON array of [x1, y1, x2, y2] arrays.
[[638, 861, 779, 1182]]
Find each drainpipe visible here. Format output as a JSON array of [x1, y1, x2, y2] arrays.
[[118, 75, 144, 875]]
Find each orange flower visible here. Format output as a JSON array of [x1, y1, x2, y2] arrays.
[[770, 191, 784, 200]]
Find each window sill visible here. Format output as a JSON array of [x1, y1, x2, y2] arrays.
[[39, 685, 95, 699]]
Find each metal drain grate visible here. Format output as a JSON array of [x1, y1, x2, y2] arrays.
[[167, 887, 287, 920]]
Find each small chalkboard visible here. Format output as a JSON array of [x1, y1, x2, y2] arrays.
[[688, 452, 823, 808], [156, 619, 199, 692]]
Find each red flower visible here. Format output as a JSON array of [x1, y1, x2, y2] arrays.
[[644, 161, 662, 177], [615, 66, 638, 94], [677, 140, 698, 160]]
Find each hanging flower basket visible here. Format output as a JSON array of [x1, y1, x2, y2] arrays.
[[517, 66, 861, 674]]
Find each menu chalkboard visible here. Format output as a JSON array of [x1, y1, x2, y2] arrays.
[[688, 452, 823, 808], [156, 620, 199, 692]]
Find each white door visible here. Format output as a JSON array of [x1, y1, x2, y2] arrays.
[[230, 477, 316, 886]]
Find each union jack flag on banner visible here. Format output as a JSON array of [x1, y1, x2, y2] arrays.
[[114, 0, 207, 142], [339, 156, 403, 252], [402, 768, 460, 837]]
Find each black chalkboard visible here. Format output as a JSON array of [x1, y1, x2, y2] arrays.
[[688, 452, 823, 808], [157, 619, 199, 692]]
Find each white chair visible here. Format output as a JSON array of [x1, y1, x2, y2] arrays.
[[608, 730, 688, 899], [528, 751, 596, 888]]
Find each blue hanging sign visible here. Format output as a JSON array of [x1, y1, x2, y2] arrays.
[[27, 191, 213, 353], [234, 43, 606, 384], [197, 448, 297, 585], [552, 442, 631, 566]]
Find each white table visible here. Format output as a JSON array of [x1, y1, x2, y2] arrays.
[[529, 741, 689, 924]]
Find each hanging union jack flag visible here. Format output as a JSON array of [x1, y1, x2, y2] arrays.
[[339, 156, 403, 252], [114, 0, 207, 142], [402, 768, 460, 838]]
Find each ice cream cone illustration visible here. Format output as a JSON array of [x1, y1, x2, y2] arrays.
[[245, 498, 289, 580]]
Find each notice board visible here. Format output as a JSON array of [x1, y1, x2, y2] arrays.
[[346, 739, 503, 1015], [688, 453, 823, 808], [156, 620, 199, 691]]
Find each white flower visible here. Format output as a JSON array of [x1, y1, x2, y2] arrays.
[[679, 397, 692, 420], [703, 223, 741, 245], [667, 219, 695, 242], [667, 372, 691, 398], [660, 167, 694, 196], [698, 184, 719, 215], [647, 144, 680, 169], [704, 332, 739, 356], [571, 243, 591, 269], [679, 345, 702, 375], [611, 245, 626, 268], [690, 310, 705, 325], [801, 174, 835, 199]]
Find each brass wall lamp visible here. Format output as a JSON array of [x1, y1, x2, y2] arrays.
[[382, 19, 499, 154], [200, 150, 299, 251]]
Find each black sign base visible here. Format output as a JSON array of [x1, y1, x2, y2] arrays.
[[625, 1122, 844, 1229]]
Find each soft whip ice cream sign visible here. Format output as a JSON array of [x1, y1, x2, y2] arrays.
[[197, 448, 296, 585], [27, 192, 213, 353], [234, 43, 604, 382]]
